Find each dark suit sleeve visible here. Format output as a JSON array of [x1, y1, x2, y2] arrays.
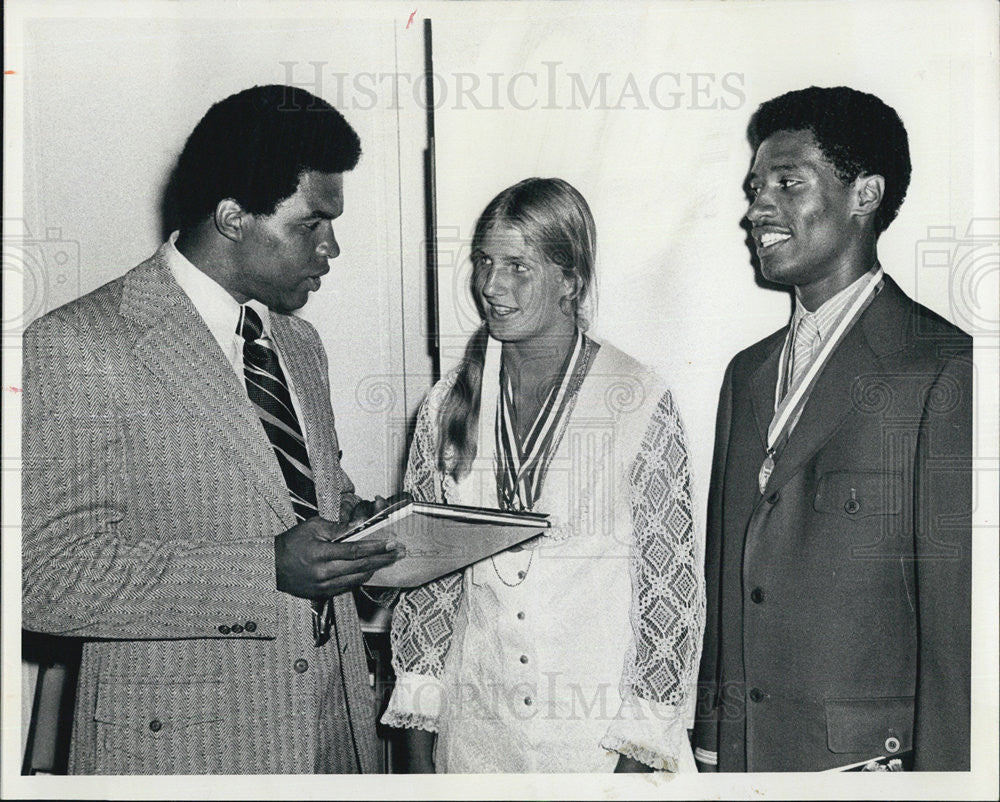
[[692, 359, 736, 766], [912, 346, 972, 770], [21, 314, 279, 640]]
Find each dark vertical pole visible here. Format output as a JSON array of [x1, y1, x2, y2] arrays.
[[423, 18, 440, 382]]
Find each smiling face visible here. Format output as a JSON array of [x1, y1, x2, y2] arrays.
[[746, 129, 861, 299], [472, 224, 576, 344], [232, 170, 344, 313]]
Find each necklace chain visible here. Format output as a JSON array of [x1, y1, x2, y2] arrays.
[[491, 547, 535, 587]]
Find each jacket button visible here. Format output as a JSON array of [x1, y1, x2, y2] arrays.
[[293, 658, 309, 674], [748, 687, 765, 703], [230, 623, 244, 634], [844, 499, 861, 514], [767, 492, 779, 504], [217, 624, 231, 635], [245, 621, 257, 633], [520, 654, 529, 664], [516, 611, 525, 620], [524, 697, 532, 706], [149, 719, 163, 732], [885, 735, 900, 753], [750, 587, 765, 604]]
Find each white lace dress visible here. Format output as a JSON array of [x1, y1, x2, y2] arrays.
[[381, 336, 704, 772]]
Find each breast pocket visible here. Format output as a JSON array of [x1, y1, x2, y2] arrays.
[[94, 678, 227, 774], [814, 471, 902, 518]]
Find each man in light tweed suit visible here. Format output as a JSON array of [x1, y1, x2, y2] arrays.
[[22, 85, 403, 774]]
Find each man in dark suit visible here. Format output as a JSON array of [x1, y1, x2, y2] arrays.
[[22, 85, 403, 773], [693, 86, 972, 772]]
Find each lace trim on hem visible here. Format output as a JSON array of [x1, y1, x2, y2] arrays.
[[379, 710, 440, 733], [600, 735, 679, 772]]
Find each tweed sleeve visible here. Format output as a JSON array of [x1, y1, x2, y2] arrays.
[[21, 314, 280, 640], [381, 391, 464, 732], [308, 333, 361, 522], [600, 389, 704, 771]]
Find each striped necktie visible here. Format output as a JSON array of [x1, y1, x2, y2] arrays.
[[786, 313, 821, 398], [238, 305, 331, 646]]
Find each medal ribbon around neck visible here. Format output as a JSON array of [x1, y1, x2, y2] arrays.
[[496, 328, 585, 512], [758, 269, 883, 494], [491, 329, 588, 587]]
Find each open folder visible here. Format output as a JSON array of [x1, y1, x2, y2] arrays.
[[337, 500, 550, 588]]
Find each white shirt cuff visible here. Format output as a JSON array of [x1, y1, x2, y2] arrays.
[[693, 747, 718, 766]]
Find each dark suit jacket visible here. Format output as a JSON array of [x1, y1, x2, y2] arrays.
[[694, 275, 972, 771], [22, 246, 380, 774]]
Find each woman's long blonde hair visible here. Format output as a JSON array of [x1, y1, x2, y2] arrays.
[[437, 177, 597, 480]]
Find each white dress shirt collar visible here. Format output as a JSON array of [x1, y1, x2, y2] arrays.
[[163, 232, 309, 444], [165, 231, 273, 359], [791, 264, 884, 345]]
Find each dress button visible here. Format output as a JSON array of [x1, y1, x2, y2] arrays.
[[245, 621, 257, 633], [293, 658, 309, 674], [524, 697, 532, 706], [217, 624, 231, 635], [516, 611, 525, 620], [520, 654, 529, 664], [230, 623, 244, 634], [750, 588, 765, 604], [844, 499, 861, 514], [749, 687, 765, 703], [767, 492, 779, 504], [149, 719, 163, 732]]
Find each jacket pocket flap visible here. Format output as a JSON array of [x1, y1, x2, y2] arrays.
[[814, 471, 902, 518], [825, 696, 914, 754], [95, 679, 225, 735]]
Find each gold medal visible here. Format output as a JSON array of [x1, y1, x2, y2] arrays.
[[758, 452, 775, 494]]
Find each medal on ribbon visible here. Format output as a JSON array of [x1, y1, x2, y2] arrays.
[[758, 269, 883, 495], [758, 450, 775, 495]]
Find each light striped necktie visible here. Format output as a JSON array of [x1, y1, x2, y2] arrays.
[[787, 313, 821, 398], [238, 306, 331, 646]]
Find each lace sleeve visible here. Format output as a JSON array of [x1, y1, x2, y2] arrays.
[[381, 390, 465, 732], [600, 389, 704, 771]]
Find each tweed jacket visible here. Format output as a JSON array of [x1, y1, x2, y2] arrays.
[[21, 246, 379, 774], [693, 275, 972, 772]]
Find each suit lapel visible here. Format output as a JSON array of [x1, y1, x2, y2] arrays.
[[121, 250, 296, 528], [762, 285, 897, 495], [748, 332, 786, 453]]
